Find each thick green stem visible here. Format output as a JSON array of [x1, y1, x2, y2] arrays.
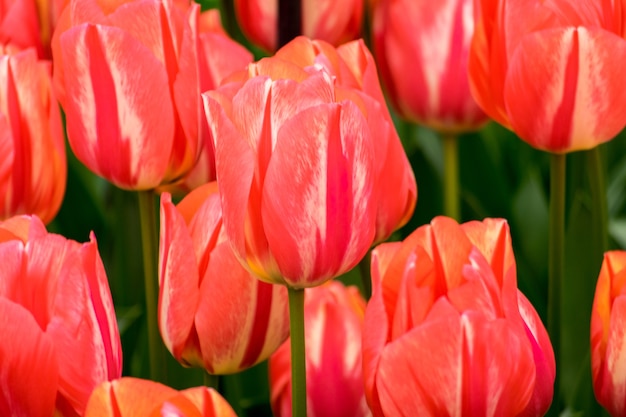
[[548, 153, 566, 415], [288, 287, 307, 417], [204, 371, 220, 390], [587, 147, 608, 253], [442, 133, 460, 221], [138, 190, 166, 383]]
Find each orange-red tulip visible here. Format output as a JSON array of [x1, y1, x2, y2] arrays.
[[371, 0, 488, 133], [159, 182, 290, 374], [205, 38, 401, 288], [363, 217, 555, 416], [591, 251, 626, 416], [0, 0, 44, 55], [174, 9, 254, 192], [52, 0, 204, 189], [269, 281, 372, 417], [85, 377, 237, 417], [0, 47, 66, 224], [234, 0, 363, 52], [0, 215, 122, 417], [469, 0, 626, 152], [267, 37, 417, 243]]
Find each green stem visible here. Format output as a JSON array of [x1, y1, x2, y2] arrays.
[[288, 287, 307, 417], [587, 147, 609, 253], [548, 153, 566, 415], [138, 190, 166, 383], [358, 251, 372, 299], [204, 371, 220, 390], [442, 133, 460, 221]]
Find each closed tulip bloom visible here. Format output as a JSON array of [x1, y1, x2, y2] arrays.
[[267, 37, 417, 243], [159, 182, 290, 374], [234, 0, 363, 53], [0, 215, 122, 417], [591, 251, 626, 416], [0, 0, 44, 56], [269, 281, 372, 417], [371, 0, 488, 133], [205, 40, 386, 288], [0, 47, 66, 224], [85, 377, 237, 417], [52, 0, 204, 189], [469, 0, 626, 152], [363, 217, 555, 416]]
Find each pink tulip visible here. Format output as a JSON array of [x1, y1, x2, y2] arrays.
[[469, 0, 626, 152], [363, 217, 555, 416], [85, 377, 237, 417], [0, 47, 66, 224], [0, 0, 44, 56], [0, 215, 122, 417], [591, 251, 626, 416], [269, 281, 372, 417], [52, 0, 204, 189], [371, 0, 488, 133], [159, 182, 290, 374], [205, 37, 393, 288], [234, 0, 363, 52]]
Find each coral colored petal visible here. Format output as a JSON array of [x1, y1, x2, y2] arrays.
[[181, 387, 238, 417], [85, 377, 178, 417], [427, 216, 473, 291], [176, 182, 219, 225], [0, 298, 59, 417], [596, 296, 626, 416], [262, 102, 375, 287], [504, 27, 626, 152], [60, 23, 174, 189], [158, 192, 201, 362]]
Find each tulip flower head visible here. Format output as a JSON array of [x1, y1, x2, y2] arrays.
[[159, 182, 290, 374], [52, 0, 205, 189], [469, 0, 626, 152], [85, 377, 237, 417], [362, 217, 555, 416], [269, 281, 372, 417], [0, 46, 66, 224], [371, 0, 488, 133], [234, 0, 364, 52], [591, 251, 626, 416], [0, 215, 122, 417]]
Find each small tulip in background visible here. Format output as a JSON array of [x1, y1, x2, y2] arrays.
[[269, 281, 371, 417], [363, 217, 555, 416], [159, 182, 290, 374], [0, 47, 66, 224], [591, 251, 626, 416], [370, 0, 487, 133], [0, 215, 122, 417], [84, 377, 237, 417], [52, 0, 204, 190], [234, 0, 363, 52]]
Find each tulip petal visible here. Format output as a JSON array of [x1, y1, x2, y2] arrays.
[[60, 23, 175, 189], [596, 296, 626, 416], [504, 26, 626, 152], [180, 387, 238, 417], [262, 101, 376, 287], [0, 298, 58, 417]]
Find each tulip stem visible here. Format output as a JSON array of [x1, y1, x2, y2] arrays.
[[288, 287, 307, 417], [442, 133, 460, 221], [138, 190, 167, 383], [587, 147, 608, 252], [278, 0, 302, 48], [548, 153, 566, 414]]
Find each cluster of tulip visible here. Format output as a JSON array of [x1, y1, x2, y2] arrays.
[[3, 0, 626, 416]]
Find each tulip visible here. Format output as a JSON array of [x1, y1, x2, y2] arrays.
[[269, 281, 372, 417], [0, 47, 66, 224], [0, 0, 44, 56], [204, 39, 391, 288], [362, 216, 555, 416], [159, 182, 290, 374], [267, 37, 417, 243], [51, 0, 204, 189], [85, 377, 237, 417], [469, 0, 626, 152], [591, 251, 626, 416], [0, 215, 122, 417], [172, 9, 254, 193], [371, 0, 488, 133], [234, 0, 363, 52]]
